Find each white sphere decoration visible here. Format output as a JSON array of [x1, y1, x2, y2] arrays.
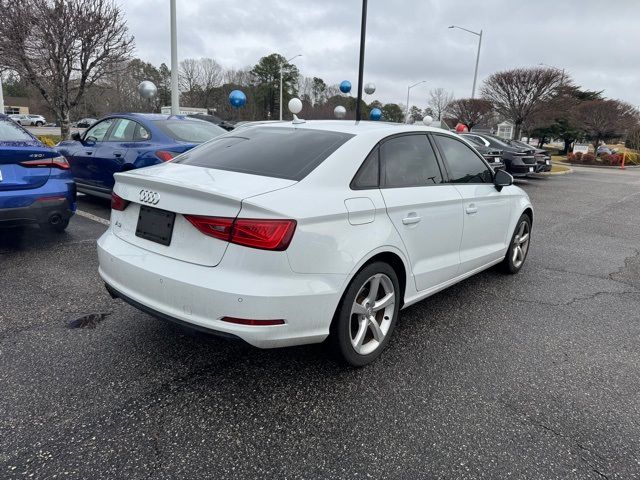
[[138, 80, 157, 99], [364, 82, 376, 95], [334, 105, 347, 119], [422, 115, 434, 126], [288, 97, 303, 115]]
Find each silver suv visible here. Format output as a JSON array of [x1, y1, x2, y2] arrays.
[[9, 114, 46, 126]]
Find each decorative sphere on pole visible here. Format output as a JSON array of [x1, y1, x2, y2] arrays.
[[138, 80, 157, 99], [364, 82, 376, 95], [422, 115, 434, 126], [339, 80, 352, 94], [228, 90, 247, 108], [288, 97, 303, 115], [333, 105, 347, 119], [369, 108, 382, 121]]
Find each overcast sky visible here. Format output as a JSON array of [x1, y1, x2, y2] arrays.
[[123, 0, 640, 110]]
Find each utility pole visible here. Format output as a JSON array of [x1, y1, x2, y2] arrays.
[[405, 81, 426, 123], [449, 25, 483, 98], [355, 0, 368, 121], [170, 0, 179, 115]]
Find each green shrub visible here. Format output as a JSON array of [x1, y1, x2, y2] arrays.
[[37, 135, 61, 146]]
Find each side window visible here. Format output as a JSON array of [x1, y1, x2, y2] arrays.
[[106, 119, 137, 142], [380, 134, 443, 188], [351, 149, 379, 189], [435, 135, 493, 184], [133, 123, 151, 141], [84, 119, 115, 142]]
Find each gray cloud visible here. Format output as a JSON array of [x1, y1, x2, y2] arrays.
[[122, 0, 640, 108]]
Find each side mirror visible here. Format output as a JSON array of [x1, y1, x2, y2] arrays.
[[494, 169, 513, 191], [71, 131, 81, 141]]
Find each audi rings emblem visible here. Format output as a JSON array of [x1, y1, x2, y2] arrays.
[[139, 189, 160, 205]]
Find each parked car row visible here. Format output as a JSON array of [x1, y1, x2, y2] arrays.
[[460, 132, 551, 176]]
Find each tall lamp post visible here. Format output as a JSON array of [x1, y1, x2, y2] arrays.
[[170, 0, 179, 115], [405, 80, 426, 123], [449, 25, 482, 98], [279, 54, 301, 121]]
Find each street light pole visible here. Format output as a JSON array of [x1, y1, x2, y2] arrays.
[[0, 75, 4, 115], [279, 54, 301, 121], [449, 25, 482, 98], [405, 80, 426, 123], [170, 0, 179, 115]]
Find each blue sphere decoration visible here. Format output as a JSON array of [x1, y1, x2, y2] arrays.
[[339, 80, 352, 94], [229, 90, 246, 108], [369, 107, 382, 121]]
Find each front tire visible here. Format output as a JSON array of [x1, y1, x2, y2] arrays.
[[501, 214, 531, 274], [35, 121, 44, 126], [332, 262, 400, 367]]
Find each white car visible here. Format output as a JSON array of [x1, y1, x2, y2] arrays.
[[8, 114, 46, 126], [98, 121, 533, 366]]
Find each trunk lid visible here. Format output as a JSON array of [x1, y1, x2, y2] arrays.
[[111, 163, 297, 266], [0, 142, 55, 191]]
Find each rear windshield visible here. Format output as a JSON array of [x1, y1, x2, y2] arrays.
[[174, 127, 354, 181], [0, 119, 33, 142], [154, 119, 226, 143]]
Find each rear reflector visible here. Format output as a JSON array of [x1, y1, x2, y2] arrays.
[[111, 192, 130, 211], [155, 150, 177, 162], [184, 215, 296, 251], [20, 156, 70, 169], [221, 317, 285, 326]]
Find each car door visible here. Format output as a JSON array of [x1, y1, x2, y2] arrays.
[[72, 118, 117, 189], [91, 118, 143, 191], [432, 133, 512, 273], [379, 134, 464, 292]]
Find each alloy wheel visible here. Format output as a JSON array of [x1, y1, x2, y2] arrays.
[[349, 273, 396, 355], [511, 220, 530, 268]]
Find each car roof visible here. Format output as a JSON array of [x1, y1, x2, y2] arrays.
[[108, 113, 202, 122], [246, 119, 450, 136]]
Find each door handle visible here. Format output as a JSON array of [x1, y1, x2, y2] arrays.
[[465, 204, 478, 215], [402, 215, 421, 225], [85, 151, 93, 155], [113, 151, 123, 158]]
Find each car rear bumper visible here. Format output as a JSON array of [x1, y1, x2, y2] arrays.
[[0, 189, 76, 227], [97, 229, 347, 348]]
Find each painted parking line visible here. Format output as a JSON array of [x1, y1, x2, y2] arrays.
[[76, 209, 110, 226]]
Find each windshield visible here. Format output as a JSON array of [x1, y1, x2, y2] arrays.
[[0, 119, 34, 142], [154, 119, 226, 143], [174, 126, 354, 181]]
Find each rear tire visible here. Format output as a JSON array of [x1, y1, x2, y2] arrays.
[[35, 121, 44, 127], [40, 218, 70, 233], [331, 262, 400, 367], [501, 214, 531, 274]]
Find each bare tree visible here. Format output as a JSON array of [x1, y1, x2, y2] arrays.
[[447, 98, 493, 130], [428, 88, 454, 120], [574, 99, 639, 153], [481, 67, 563, 139], [0, 0, 134, 138]]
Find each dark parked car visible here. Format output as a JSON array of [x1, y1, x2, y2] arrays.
[[460, 132, 537, 177], [186, 113, 235, 131], [0, 114, 76, 232], [56, 113, 226, 198], [508, 139, 551, 172], [463, 140, 505, 171]]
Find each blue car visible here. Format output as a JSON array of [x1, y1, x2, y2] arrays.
[[0, 114, 76, 232], [56, 113, 226, 198]]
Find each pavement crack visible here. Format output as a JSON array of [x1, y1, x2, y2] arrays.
[[502, 402, 611, 479]]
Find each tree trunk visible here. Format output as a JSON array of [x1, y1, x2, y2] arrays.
[[59, 106, 71, 140], [537, 136, 546, 149], [593, 136, 600, 156], [563, 138, 572, 155], [513, 121, 522, 141]]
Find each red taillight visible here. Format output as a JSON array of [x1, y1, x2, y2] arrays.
[[111, 192, 130, 211], [184, 215, 296, 251], [20, 156, 70, 169], [155, 150, 177, 162], [221, 317, 285, 326]]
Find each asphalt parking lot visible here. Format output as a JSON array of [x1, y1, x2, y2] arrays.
[[1, 167, 639, 479]]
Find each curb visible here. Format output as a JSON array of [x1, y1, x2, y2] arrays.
[[553, 160, 639, 169], [539, 167, 573, 176]]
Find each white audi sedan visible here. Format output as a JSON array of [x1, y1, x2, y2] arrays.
[[98, 121, 533, 366]]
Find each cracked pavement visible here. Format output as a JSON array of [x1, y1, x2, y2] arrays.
[[1, 166, 639, 479]]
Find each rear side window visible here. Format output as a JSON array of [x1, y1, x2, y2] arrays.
[[107, 119, 137, 142], [434, 134, 493, 184], [154, 120, 226, 143], [0, 119, 33, 141], [175, 127, 354, 181], [380, 134, 443, 187], [351, 149, 379, 189]]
